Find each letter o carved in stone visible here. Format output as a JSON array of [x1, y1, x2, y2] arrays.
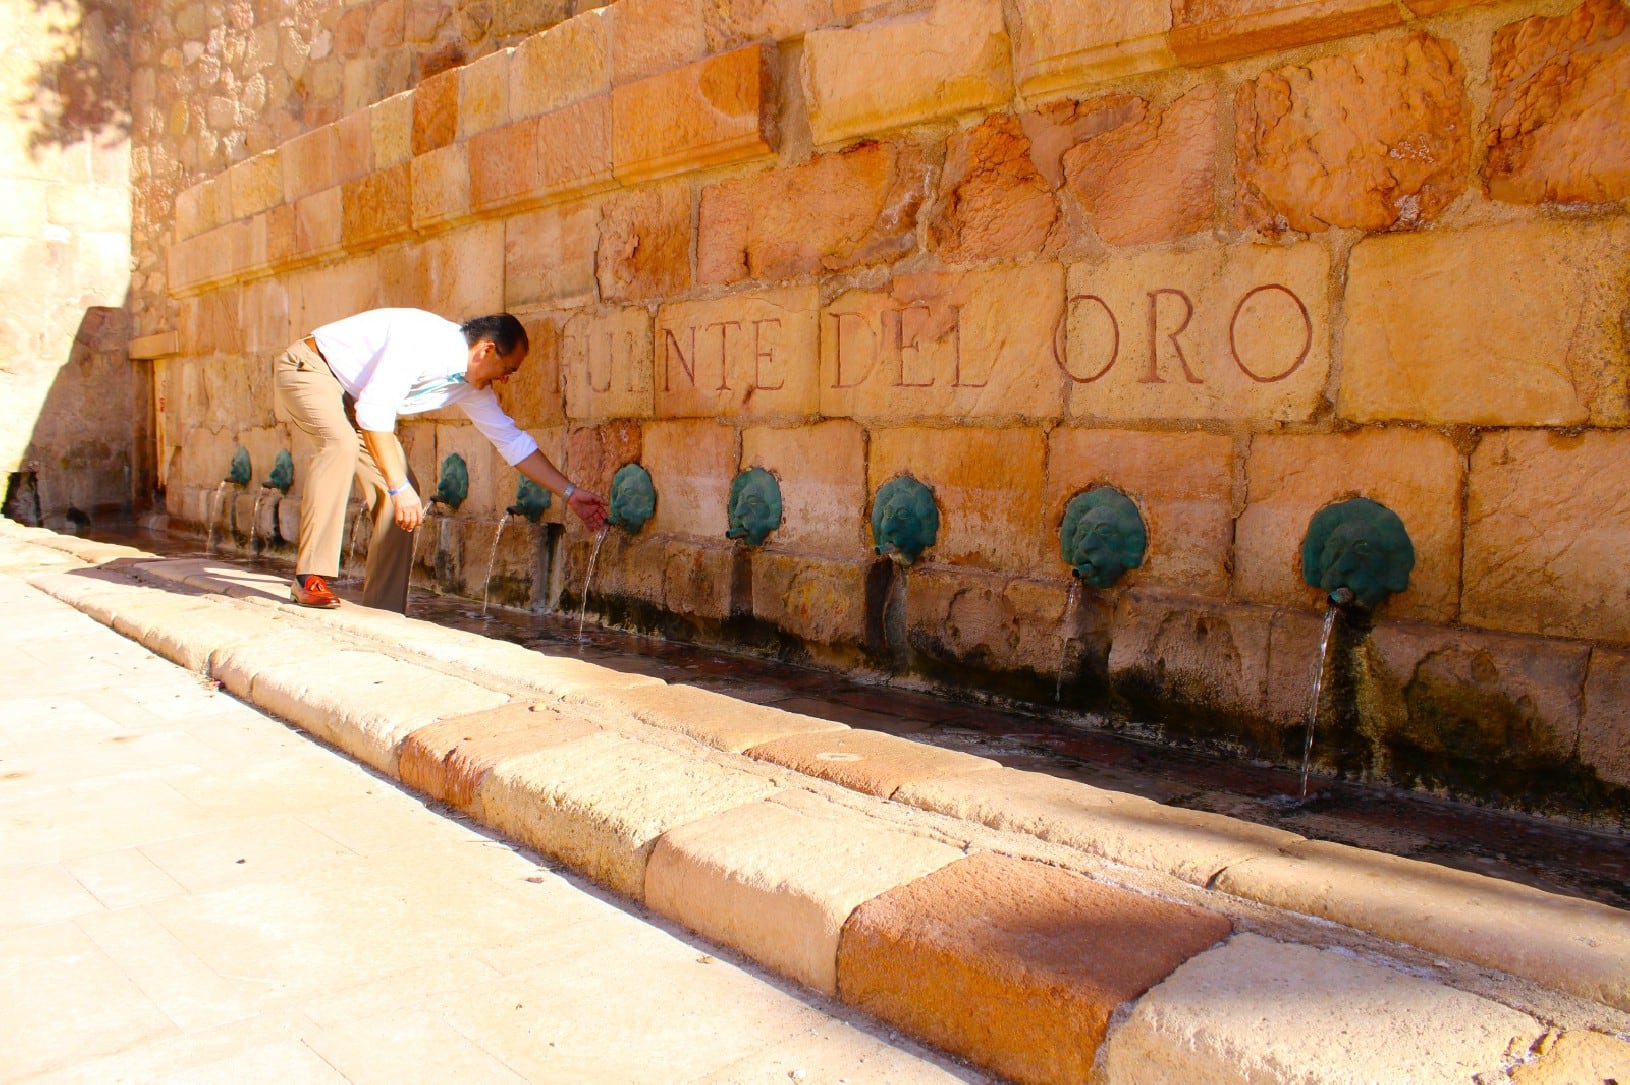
[[1230, 283, 1311, 384]]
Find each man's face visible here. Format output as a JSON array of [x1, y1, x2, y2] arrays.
[[467, 340, 527, 390]]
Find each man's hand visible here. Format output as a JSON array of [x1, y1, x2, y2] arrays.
[[392, 485, 426, 532], [568, 488, 610, 532]]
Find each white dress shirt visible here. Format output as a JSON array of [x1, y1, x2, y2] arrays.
[[311, 308, 539, 466]]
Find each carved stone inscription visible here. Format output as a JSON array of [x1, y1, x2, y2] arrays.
[[820, 264, 1066, 421], [1062, 243, 1330, 422], [562, 306, 655, 421], [654, 286, 820, 418]]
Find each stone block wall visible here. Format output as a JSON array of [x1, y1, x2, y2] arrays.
[[152, 0, 1630, 817]]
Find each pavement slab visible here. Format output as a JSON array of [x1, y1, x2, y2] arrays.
[[397, 702, 602, 810], [746, 727, 1002, 797]]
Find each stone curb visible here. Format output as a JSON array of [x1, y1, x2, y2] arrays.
[[5, 523, 1630, 1083]]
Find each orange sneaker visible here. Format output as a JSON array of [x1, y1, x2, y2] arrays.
[[291, 574, 341, 609]]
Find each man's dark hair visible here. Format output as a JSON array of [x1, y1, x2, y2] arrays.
[[460, 313, 529, 356]]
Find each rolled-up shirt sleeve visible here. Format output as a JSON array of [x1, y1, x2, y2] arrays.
[[459, 387, 539, 466]]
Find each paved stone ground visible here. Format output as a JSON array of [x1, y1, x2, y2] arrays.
[[0, 574, 982, 1083]]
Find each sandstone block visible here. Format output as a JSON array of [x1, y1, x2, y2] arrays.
[[802, 0, 1012, 145], [662, 540, 739, 619], [746, 728, 999, 798], [477, 729, 780, 899], [1045, 428, 1233, 597], [535, 95, 615, 202], [702, 0, 835, 51], [654, 287, 820, 419], [496, 312, 567, 427], [867, 427, 1048, 575], [175, 179, 229, 240], [1012, 0, 1176, 97], [412, 66, 460, 155], [604, 683, 847, 753], [643, 794, 964, 994], [240, 278, 291, 354], [1171, 0, 1403, 67], [741, 421, 868, 556], [823, 265, 1066, 424], [458, 46, 509, 140], [1099, 933, 1542, 1082], [1062, 241, 1330, 424], [45, 182, 132, 233], [640, 419, 736, 538], [929, 113, 1061, 264], [566, 421, 644, 498], [511, 8, 611, 118], [750, 551, 871, 646], [288, 258, 384, 342], [1236, 32, 1470, 235], [561, 308, 655, 421], [340, 162, 412, 250], [397, 702, 600, 810], [294, 187, 343, 261], [469, 118, 541, 214], [1062, 85, 1216, 246], [1213, 844, 1630, 1010], [409, 143, 471, 229], [380, 222, 504, 323], [1237, 429, 1461, 621], [432, 418, 507, 516], [838, 852, 1232, 1084], [610, 0, 708, 85], [266, 201, 298, 269], [901, 566, 1075, 679], [1511, 1031, 1630, 1084], [1340, 219, 1630, 427], [334, 108, 372, 184], [371, 90, 415, 169], [1487, 0, 1630, 204], [596, 182, 691, 302], [229, 150, 282, 220], [281, 127, 337, 202], [505, 201, 599, 309], [1464, 430, 1630, 642], [1581, 647, 1630, 788], [611, 45, 776, 186], [698, 140, 926, 285]]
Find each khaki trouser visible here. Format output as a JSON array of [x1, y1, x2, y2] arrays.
[[272, 338, 418, 613]]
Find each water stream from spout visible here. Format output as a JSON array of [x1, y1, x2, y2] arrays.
[[1054, 579, 1083, 703], [411, 505, 443, 586], [577, 526, 611, 641], [205, 482, 230, 553], [480, 513, 512, 615], [1299, 600, 1345, 799], [248, 487, 269, 551]]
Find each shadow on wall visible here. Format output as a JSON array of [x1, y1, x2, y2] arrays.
[[14, 0, 131, 156]]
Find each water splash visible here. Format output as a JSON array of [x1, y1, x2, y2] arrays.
[[1298, 597, 1349, 799], [480, 513, 512, 616], [577, 526, 611, 642], [1054, 580, 1083, 703], [205, 481, 231, 553]]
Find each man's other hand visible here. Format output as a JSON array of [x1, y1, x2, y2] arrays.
[[393, 486, 426, 532]]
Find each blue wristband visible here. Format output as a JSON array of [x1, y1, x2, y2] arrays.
[[388, 482, 410, 497], [563, 482, 577, 500]]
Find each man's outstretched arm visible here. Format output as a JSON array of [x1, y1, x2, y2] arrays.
[[514, 448, 609, 531]]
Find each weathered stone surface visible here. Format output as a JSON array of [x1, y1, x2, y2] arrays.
[[1341, 221, 1630, 427], [702, 0, 834, 51], [746, 727, 999, 797], [281, 127, 337, 202], [868, 427, 1049, 575], [611, 45, 776, 185], [293, 187, 343, 261], [1235, 32, 1469, 235], [371, 90, 415, 170], [1062, 85, 1216, 247], [409, 142, 470, 229], [229, 150, 282, 220], [610, 0, 708, 84], [605, 683, 847, 753], [1237, 429, 1461, 621], [397, 702, 599, 810], [1214, 844, 1630, 1010], [1013, 0, 1176, 97], [334, 108, 372, 184], [654, 287, 820, 419], [468, 117, 541, 214], [698, 140, 926, 285], [1581, 647, 1630, 788], [1464, 430, 1630, 642], [823, 265, 1066, 423], [750, 551, 871, 646], [477, 729, 780, 899], [175, 179, 229, 240], [802, 0, 1012, 145], [929, 113, 1061, 264], [511, 8, 611, 118], [457, 45, 509, 139], [429, 420, 506, 517], [900, 567, 1073, 679], [637, 420, 736, 538], [667, 540, 743, 620], [741, 421, 868, 556], [412, 66, 460, 155], [379, 222, 504, 325], [1171, 0, 1404, 67], [505, 201, 599, 309], [644, 793, 965, 994], [1063, 242, 1330, 423], [1487, 0, 1630, 204], [1046, 428, 1233, 597], [839, 852, 1232, 1084], [495, 313, 567, 429], [562, 309, 655, 422], [565, 421, 644, 502], [1511, 1030, 1630, 1084], [535, 95, 614, 201], [289, 256, 384, 335], [340, 162, 412, 250], [596, 182, 691, 302], [1099, 934, 1542, 1082]]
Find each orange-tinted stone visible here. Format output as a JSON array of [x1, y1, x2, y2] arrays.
[[1063, 84, 1216, 246], [410, 142, 470, 229], [1012, 0, 1176, 97], [746, 728, 999, 797], [1486, 0, 1630, 204], [1171, 0, 1403, 67], [610, 0, 708, 84], [340, 162, 411, 250], [535, 95, 614, 201], [703, 0, 834, 51], [512, 9, 611, 119], [654, 287, 821, 419], [640, 419, 736, 538], [741, 421, 868, 557], [837, 852, 1233, 1085], [611, 45, 777, 185], [596, 182, 692, 302], [562, 307, 656, 421], [281, 127, 337, 202], [469, 117, 542, 213], [1235, 32, 1470, 235], [1581, 648, 1630, 788], [497, 310, 566, 428], [929, 113, 1061, 264], [398, 704, 598, 809], [505, 200, 600, 309], [698, 140, 926, 285], [750, 551, 870, 646], [412, 66, 460, 155], [565, 420, 644, 500]]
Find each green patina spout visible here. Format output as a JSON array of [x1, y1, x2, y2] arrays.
[[725, 467, 782, 547], [226, 446, 251, 486], [871, 475, 938, 565], [508, 476, 551, 523], [263, 449, 294, 494], [608, 463, 656, 534], [1059, 485, 1147, 588], [1301, 497, 1414, 609], [432, 453, 468, 510]]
